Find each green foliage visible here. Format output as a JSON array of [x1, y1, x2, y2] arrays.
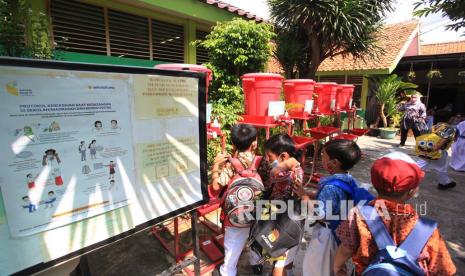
[[268, 0, 395, 78], [414, 0, 465, 34], [0, 0, 53, 59], [273, 26, 307, 79], [199, 18, 274, 162], [199, 18, 275, 88], [371, 74, 418, 128]]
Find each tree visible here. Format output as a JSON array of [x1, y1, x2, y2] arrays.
[[371, 74, 418, 128], [198, 18, 274, 128], [414, 0, 465, 34], [0, 0, 53, 59], [268, 0, 395, 79]]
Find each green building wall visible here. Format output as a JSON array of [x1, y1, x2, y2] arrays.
[[31, 0, 239, 67]]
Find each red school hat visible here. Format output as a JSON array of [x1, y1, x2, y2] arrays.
[[371, 152, 425, 193]]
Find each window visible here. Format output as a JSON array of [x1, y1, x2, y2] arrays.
[[50, 0, 186, 62], [108, 10, 150, 59], [152, 19, 184, 63], [51, 0, 106, 55], [196, 30, 209, 65]]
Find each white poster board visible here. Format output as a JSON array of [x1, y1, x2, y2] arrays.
[[0, 58, 207, 275]]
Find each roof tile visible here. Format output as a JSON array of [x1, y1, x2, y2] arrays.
[[420, 40, 465, 55], [317, 21, 419, 72]]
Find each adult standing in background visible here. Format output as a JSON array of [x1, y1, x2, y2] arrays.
[[398, 92, 427, 146], [450, 120, 465, 172]]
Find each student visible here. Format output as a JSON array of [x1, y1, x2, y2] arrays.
[[334, 152, 456, 275], [416, 111, 457, 190], [253, 134, 303, 276], [210, 124, 266, 276], [450, 120, 465, 171], [293, 139, 365, 276]]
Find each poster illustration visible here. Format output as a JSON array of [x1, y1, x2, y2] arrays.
[[0, 67, 135, 237]]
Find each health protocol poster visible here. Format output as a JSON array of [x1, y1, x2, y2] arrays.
[[0, 67, 135, 237]]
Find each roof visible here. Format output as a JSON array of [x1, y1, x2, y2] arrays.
[[198, 0, 264, 22], [317, 21, 419, 74], [420, 40, 465, 55]]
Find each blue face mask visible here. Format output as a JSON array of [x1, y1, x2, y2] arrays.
[[270, 159, 279, 168]]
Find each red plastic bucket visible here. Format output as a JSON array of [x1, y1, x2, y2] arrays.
[[336, 84, 355, 110], [241, 73, 283, 116], [284, 79, 315, 112], [154, 64, 213, 100], [314, 82, 337, 114]]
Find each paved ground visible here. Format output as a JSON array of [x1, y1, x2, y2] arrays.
[[76, 134, 464, 275]]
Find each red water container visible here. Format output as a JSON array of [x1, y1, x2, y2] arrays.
[[154, 64, 213, 100], [314, 82, 337, 114], [336, 84, 355, 111], [284, 79, 315, 112], [241, 73, 283, 116]]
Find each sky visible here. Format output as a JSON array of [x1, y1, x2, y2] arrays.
[[221, 0, 464, 44]]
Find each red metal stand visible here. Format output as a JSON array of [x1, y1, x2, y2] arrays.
[[238, 115, 291, 139]]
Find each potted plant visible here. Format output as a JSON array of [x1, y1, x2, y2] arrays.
[[372, 74, 417, 139]]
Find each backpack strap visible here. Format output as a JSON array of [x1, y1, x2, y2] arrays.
[[326, 179, 354, 195], [229, 157, 245, 174], [398, 217, 437, 259], [359, 205, 395, 250], [248, 156, 263, 171]]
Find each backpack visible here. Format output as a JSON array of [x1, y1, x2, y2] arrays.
[[416, 123, 457, 160], [318, 178, 375, 207], [247, 200, 305, 263], [359, 205, 437, 276], [221, 156, 265, 228]]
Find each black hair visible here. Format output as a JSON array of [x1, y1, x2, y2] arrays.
[[94, 121, 102, 127], [323, 139, 361, 171], [111, 120, 117, 124], [22, 196, 29, 200], [264, 134, 297, 158], [434, 109, 450, 123], [231, 124, 258, 151], [27, 173, 32, 178], [48, 191, 54, 195], [45, 149, 56, 155]]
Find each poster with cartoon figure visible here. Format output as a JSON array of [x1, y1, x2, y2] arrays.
[[0, 67, 135, 237]]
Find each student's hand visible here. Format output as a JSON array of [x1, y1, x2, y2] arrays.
[[283, 157, 300, 170], [292, 180, 310, 200], [213, 152, 230, 166]]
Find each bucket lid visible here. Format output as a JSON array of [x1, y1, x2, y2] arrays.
[[241, 73, 284, 79], [284, 79, 315, 84], [340, 84, 355, 88], [317, 82, 337, 85]]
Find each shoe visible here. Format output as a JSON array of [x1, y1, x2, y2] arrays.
[[251, 264, 263, 275], [438, 182, 456, 190], [397, 143, 405, 147]]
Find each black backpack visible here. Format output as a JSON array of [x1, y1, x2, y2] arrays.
[[246, 200, 305, 263]]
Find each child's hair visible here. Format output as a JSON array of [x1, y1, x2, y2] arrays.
[[231, 124, 257, 151], [264, 134, 297, 158], [94, 120, 102, 127], [323, 139, 361, 170], [22, 196, 28, 200], [435, 110, 450, 123], [48, 191, 54, 195], [45, 149, 56, 155], [27, 173, 32, 178], [111, 119, 117, 124]]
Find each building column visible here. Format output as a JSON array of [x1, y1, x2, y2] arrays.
[[185, 20, 197, 64], [360, 75, 369, 109]]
